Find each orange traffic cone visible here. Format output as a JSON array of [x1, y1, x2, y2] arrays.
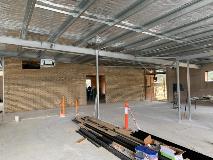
[[60, 96, 66, 117], [124, 101, 129, 129], [75, 98, 79, 116]]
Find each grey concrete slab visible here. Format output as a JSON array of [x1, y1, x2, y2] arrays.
[[0, 101, 213, 159], [0, 113, 119, 160]]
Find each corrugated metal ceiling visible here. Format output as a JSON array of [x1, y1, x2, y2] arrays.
[[0, 0, 212, 66]]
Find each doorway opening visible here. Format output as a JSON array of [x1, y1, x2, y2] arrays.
[[154, 73, 167, 101], [86, 75, 106, 104], [145, 70, 167, 101]]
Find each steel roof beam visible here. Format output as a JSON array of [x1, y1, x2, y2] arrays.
[[102, 9, 213, 51], [124, 16, 213, 50], [47, 0, 96, 43], [166, 15, 213, 36], [143, 34, 213, 56], [129, 29, 213, 56], [180, 50, 213, 60], [0, 36, 142, 60], [158, 46, 213, 58], [20, 0, 37, 39], [143, 0, 212, 29], [135, 30, 213, 55], [101, 0, 212, 49], [78, 56, 95, 64], [135, 57, 199, 68], [75, 0, 155, 46], [0, 36, 199, 68], [144, 37, 213, 57], [100, 31, 133, 49]]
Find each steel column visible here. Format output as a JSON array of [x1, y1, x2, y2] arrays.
[[95, 49, 100, 119], [2, 57, 4, 115], [187, 60, 192, 120], [176, 60, 181, 122]]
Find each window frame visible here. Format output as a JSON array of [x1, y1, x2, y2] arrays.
[[205, 71, 213, 82]]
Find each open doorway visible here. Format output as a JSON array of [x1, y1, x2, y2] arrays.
[[86, 75, 106, 104], [153, 73, 167, 101], [145, 70, 167, 101]]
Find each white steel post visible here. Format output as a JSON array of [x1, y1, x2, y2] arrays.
[[187, 60, 192, 120], [176, 60, 181, 122], [2, 57, 5, 116], [95, 49, 100, 119]]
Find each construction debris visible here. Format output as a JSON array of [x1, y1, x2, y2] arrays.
[[76, 137, 86, 144], [73, 116, 212, 160]]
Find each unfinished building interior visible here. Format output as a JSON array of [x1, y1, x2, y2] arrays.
[[0, 0, 213, 160]]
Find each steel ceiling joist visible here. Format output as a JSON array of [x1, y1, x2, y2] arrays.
[[171, 46, 213, 58], [78, 56, 95, 64], [158, 46, 213, 58], [75, 0, 155, 46], [166, 15, 213, 36], [176, 29, 213, 41], [134, 30, 213, 55], [142, 0, 212, 29], [100, 30, 133, 49], [143, 37, 213, 57], [101, 0, 212, 50], [123, 15, 213, 50], [32, 1, 203, 46], [70, 55, 86, 63], [180, 50, 213, 60], [47, 0, 96, 43], [0, 36, 199, 68], [147, 35, 213, 56], [124, 29, 213, 57], [135, 57, 198, 68], [20, 0, 37, 39]]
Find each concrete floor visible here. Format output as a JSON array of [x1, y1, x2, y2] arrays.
[[0, 101, 213, 159]]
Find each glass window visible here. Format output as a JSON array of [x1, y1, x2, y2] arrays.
[[205, 71, 213, 82]]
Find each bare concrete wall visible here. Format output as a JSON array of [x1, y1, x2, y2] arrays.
[[4, 58, 145, 112], [167, 64, 213, 102]]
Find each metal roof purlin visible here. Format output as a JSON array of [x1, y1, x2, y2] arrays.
[[123, 16, 213, 50], [143, 0, 211, 28], [130, 29, 213, 57], [119, 0, 213, 49], [140, 31, 213, 56], [74, 0, 155, 46], [76, 0, 212, 48], [20, 0, 37, 39], [47, 0, 96, 43], [179, 50, 213, 60]]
